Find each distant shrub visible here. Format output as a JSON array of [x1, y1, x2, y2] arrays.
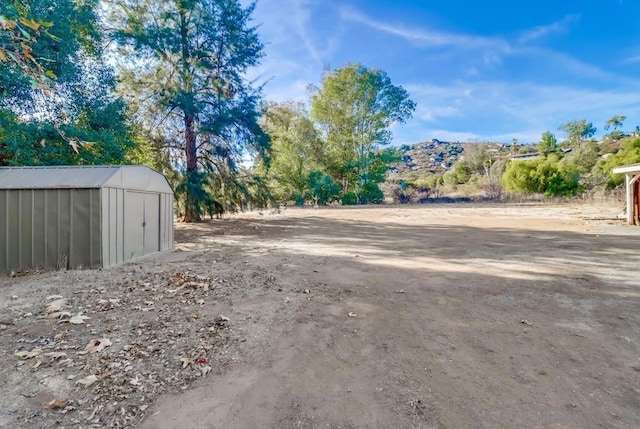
[[359, 182, 384, 204], [341, 192, 358, 205], [502, 156, 583, 197]]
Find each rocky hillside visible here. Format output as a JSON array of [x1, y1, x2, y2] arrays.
[[388, 139, 511, 182]]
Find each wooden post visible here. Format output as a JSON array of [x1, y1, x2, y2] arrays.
[[630, 175, 639, 225], [628, 175, 633, 225]]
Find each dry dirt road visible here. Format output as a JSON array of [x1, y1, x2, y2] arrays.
[[2, 203, 640, 428]]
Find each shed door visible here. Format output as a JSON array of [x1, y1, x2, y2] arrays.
[[144, 193, 160, 253], [125, 192, 161, 258], [125, 192, 145, 258]]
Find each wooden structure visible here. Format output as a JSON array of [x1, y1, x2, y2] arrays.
[[613, 163, 640, 225]]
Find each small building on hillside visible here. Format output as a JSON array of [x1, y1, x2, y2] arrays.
[[0, 165, 174, 272], [613, 163, 640, 225]]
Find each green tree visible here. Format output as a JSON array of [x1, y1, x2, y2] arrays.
[[464, 143, 493, 176], [111, 0, 268, 222], [604, 114, 627, 140], [593, 136, 640, 188], [0, 5, 56, 92], [604, 115, 626, 132], [306, 171, 340, 206], [563, 140, 599, 172], [258, 101, 322, 204], [537, 131, 557, 156], [310, 63, 415, 202], [558, 119, 596, 147], [0, 0, 135, 165]]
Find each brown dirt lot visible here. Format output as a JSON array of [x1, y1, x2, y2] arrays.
[[1, 203, 640, 428]]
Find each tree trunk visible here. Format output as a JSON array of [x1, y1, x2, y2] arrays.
[[184, 113, 200, 223]]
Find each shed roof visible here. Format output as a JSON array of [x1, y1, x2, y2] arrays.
[[612, 163, 640, 175], [0, 165, 173, 194]]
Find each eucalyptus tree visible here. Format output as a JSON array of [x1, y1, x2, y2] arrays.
[[604, 115, 626, 132], [310, 63, 415, 201], [604, 114, 626, 140], [558, 119, 596, 147], [110, 0, 268, 221]]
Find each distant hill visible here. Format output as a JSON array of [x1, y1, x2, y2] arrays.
[[388, 139, 511, 182]]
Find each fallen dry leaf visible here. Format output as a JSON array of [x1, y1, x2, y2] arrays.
[[84, 338, 112, 353], [76, 374, 98, 387], [46, 295, 64, 301], [69, 139, 79, 154], [54, 331, 69, 341], [68, 314, 90, 325], [57, 358, 73, 367], [44, 352, 67, 360], [15, 348, 42, 359], [43, 398, 68, 410], [45, 299, 67, 314], [48, 311, 72, 320], [10, 270, 29, 277]]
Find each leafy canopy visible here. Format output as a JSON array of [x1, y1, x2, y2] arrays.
[[110, 0, 268, 220], [311, 63, 415, 201]]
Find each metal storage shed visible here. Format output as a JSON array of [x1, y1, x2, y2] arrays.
[[0, 165, 174, 272]]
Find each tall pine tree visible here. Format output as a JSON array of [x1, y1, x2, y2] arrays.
[[110, 0, 268, 221]]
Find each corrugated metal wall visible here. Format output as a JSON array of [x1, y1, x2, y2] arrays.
[[160, 193, 174, 252], [0, 167, 174, 272], [101, 187, 126, 267], [0, 188, 102, 271]]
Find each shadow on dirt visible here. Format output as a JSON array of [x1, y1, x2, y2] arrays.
[[158, 212, 640, 428]]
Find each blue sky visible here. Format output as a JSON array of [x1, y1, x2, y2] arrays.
[[247, 0, 640, 145]]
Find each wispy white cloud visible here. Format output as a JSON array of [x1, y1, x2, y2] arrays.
[[248, 1, 640, 145], [400, 80, 640, 143], [518, 46, 629, 83], [339, 6, 510, 51], [291, 1, 323, 63], [248, 0, 339, 102], [624, 55, 640, 64], [518, 14, 580, 44]]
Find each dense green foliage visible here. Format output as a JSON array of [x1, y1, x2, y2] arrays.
[[257, 102, 323, 203], [257, 65, 411, 206], [502, 156, 582, 197], [558, 119, 596, 147], [593, 137, 640, 188], [310, 63, 415, 204], [0, 0, 134, 166], [417, 123, 639, 201], [537, 131, 558, 156], [110, 0, 268, 221]]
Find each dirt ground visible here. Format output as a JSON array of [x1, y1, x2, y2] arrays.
[[1, 202, 640, 429]]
